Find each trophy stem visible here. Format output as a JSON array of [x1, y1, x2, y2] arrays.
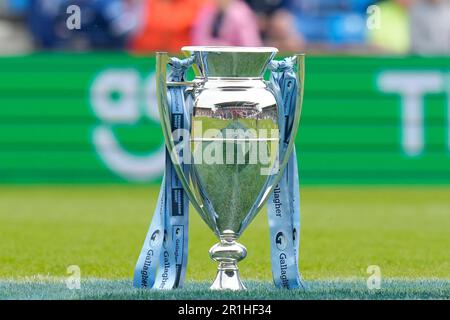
[[209, 230, 247, 290]]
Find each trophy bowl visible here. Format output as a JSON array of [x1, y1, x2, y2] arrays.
[[156, 46, 304, 290]]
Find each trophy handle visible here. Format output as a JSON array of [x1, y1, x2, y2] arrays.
[[289, 54, 304, 156], [259, 54, 305, 199], [276, 54, 304, 178], [155, 52, 211, 221]]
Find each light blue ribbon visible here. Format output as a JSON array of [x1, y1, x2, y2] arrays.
[[267, 57, 306, 289], [134, 56, 305, 290], [133, 57, 192, 289]]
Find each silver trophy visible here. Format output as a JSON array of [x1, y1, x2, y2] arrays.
[[156, 46, 304, 290]]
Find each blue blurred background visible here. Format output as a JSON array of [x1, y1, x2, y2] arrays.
[[1, 0, 449, 55]]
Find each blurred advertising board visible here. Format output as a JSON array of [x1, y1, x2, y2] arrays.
[[0, 54, 449, 184]]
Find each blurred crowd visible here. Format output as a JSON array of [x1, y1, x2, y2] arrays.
[[0, 0, 449, 55]]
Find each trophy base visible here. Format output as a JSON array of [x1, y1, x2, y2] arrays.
[[209, 231, 247, 291]]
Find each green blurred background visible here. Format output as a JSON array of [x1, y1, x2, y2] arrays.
[[1, 54, 449, 184], [0, 53, 449, 282]]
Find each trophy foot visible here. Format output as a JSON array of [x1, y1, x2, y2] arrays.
[[210, 262, 246, 290], [209, 230, 247, 290]]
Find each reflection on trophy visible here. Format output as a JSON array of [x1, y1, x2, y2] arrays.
[[156, 46, 304, 290]]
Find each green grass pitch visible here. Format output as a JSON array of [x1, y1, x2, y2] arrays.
[[1, 279, 449, 300], [0, 185, 449, 299]]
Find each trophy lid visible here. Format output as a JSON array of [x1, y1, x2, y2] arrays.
[[181, 46, 278, 78]]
